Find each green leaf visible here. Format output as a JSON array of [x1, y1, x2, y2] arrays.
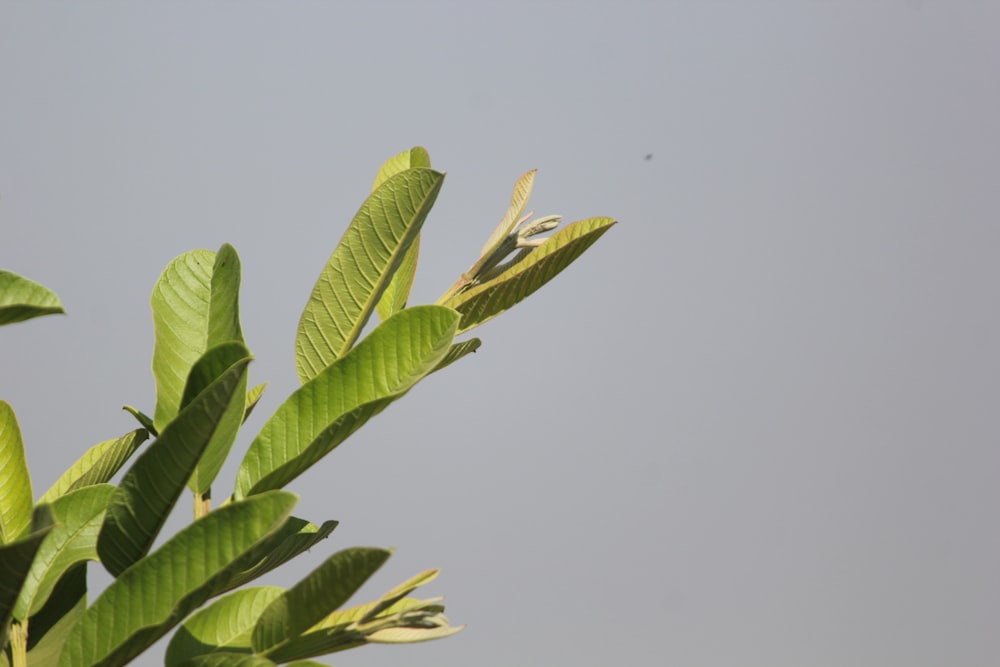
[[179, 655, 279, 667], [431, 338, 482, 373], [266, 585, 455, 663], [98, 355, 251, 577], [165, 586, 284, 666], [371, 146, 431, 191], [252, 547, 391, 655], [0, 401, 33, 544], [375, 235, 420, 321], [373, 147, 432, 322], [151, 244, 246, 432], [19, 562, 87, 666], [14, 484, 114, 619], [0, 506, 53, 650], [182, 342, 252, 494], [0, 270, 64, 325], [441, 217, 617, 333], [295, 168, 445, 382], [217, 517, 337, 594], [236, 305, 458, 498], [58, 490, 298, 667], [367, 622, 463, 644], [122, 406, 157, 434], [243, 383, 268, 424], [37, 430, 148, 505]]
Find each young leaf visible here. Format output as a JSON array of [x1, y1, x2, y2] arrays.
[[373, 147, 432, 322], [295, 168, 445, 383], [244, 382, 269, 424], [38, 429, 148, 505], [265, 591, 456, 662], [165, 586, 284, 666], [0, 270, 64, 325], [480, 169, 536, 257], [151, 244, 246, 432], [98, 354, 251, 577], [58, 491, 298, 667], [236, 305, 458, 498], [14, 484, 115, 619], [441, 217, 617, 333], [0, 401, 33, 544], [252, 548, 391, 655]]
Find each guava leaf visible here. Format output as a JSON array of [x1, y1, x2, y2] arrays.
[[57, 491, 298, 667], [237, 306, 457, 498], [38, 430, 148, 505], [373, 147, 432, 322], [14, 484, 114, 619], [165, 586, 284, 666], [151, 244, 245, 432], [181, 342, 252, 494], [295, 168, 444, 382], [252, 548, 391, 654], [0, 506, 53, 649], [0, 270, 64, 325], [98, 355, 251, 576], [441, 217, 617, 333], [0, 401, 33, 544]]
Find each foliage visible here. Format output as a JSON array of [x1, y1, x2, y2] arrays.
[[0, 147, 615, 666]]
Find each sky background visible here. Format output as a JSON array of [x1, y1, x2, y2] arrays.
[[2, 2, 999, 666]]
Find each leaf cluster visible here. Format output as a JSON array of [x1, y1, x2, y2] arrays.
[[0, 147, 615, 666]]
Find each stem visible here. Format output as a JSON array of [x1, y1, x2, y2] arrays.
[[194, 489, 211, 520], [10, 619, 27, 667]]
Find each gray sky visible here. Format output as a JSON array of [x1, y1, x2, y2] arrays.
[[2, 2, 999, 666]]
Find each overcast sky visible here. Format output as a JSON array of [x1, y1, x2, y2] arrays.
[[2, 2, 999, 666]]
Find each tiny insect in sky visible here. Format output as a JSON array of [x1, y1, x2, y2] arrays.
[[644, 153, 653, 161]]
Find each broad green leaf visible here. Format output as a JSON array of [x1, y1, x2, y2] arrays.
[[152, 244, 246, 432], [181, 342, 252, 494], [0, 506, 53, 651], [373, 147, 432, 322], [38, 430, 148, 505], [0, 401, 33, 544], [252, 547, 391, 655], [371, 146, 431, 191], [295, 168, 445, 382], [58, 490, 298, 667], [14, 484, 114, 619], [208, 244, 244, 348], [431, 338, 482, 373], [17, 562, 87, 667], [480, 170, 536, 257], [217, 517, 338, 594], [441, 217, 617, 333], [237, 306, 458, 498], [375, 235, 420, 321], [0, 270, 64, 325], [165, 586, 284, 666], [98, 356, 251, 577]]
